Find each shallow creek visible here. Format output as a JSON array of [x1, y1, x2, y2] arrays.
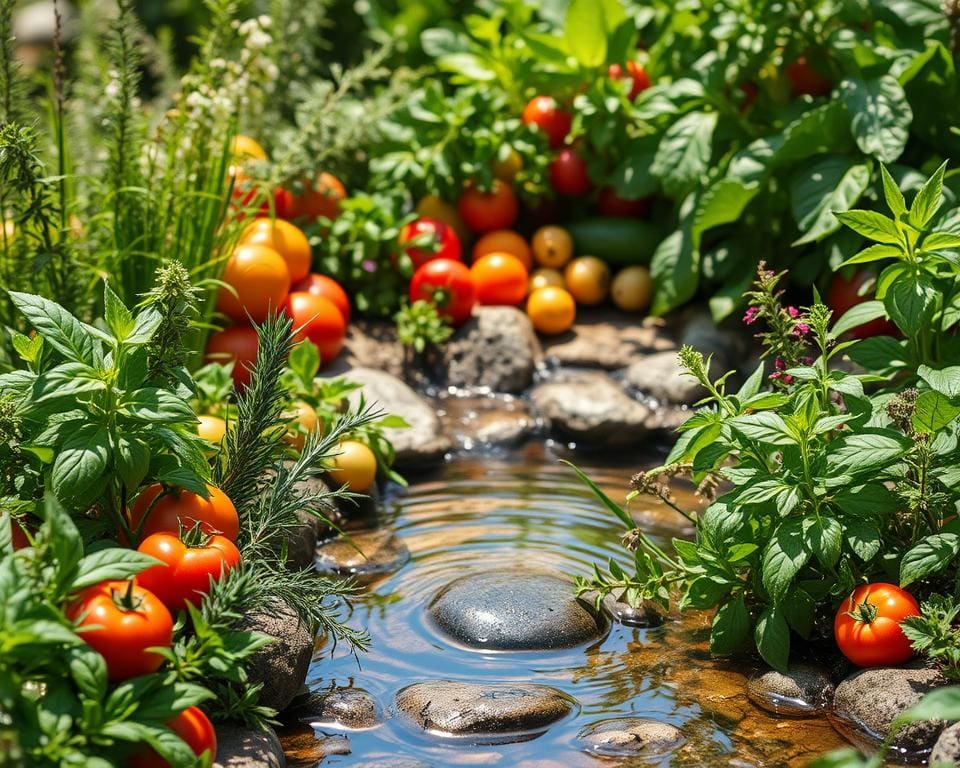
[[279, 441, 853, 767]]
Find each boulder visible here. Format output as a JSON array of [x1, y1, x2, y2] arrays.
[[530, 371, 650, 446], [214, 722, 285, 768], [577, 717, 684, 757], [427, 570, 609, 651], [746, 663, 833, 716], [931, 721, 960, 766], [832, 664, 947, 753], [395, 680, 575, 741], [325, 319, 405, 379], [239, 601, 314, 714], [622, 350, 706, 405], [315, 528, 410, 580], [342, 367, 450, 470], [442, 307, 542, 393], [541, 309, 676, 370], [287, 685, 381, 729]]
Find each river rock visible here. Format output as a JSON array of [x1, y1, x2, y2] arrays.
[[541, 310, 676, 370], [604, 595, 664, 628], [931, 721, 960, 765], [442, 307, 542, 393], [395, 681, 575, 740], [833, 664, 947, 753], [623, 350, 707, 405], [746, 663, 833, 716], [428, 571, 609, 650], [289, 686, 381, 729], [343, 367, 450, 469], [530, 371, 650, 446], [239, 601, 314, 713], [315, 529, 410, 580], [214, 722, 285, 768], [577, 717, 684, 757], [326, 319, 405, 379]]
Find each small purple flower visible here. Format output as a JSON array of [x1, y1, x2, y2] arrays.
[[361, 259, 378, 273], [786, 306, 800, 318], [743, 306, 760, 325], [793, 322, 810, 338]]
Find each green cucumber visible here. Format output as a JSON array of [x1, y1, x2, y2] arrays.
[[567, 218, 664, 266]]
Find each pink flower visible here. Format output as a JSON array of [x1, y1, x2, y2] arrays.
[[743, 306, 760, 325], [793, 322, 810, 337], [361, 259, 378, 273], [787, 306, 800, 318]]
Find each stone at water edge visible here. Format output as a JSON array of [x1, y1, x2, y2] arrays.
[[746, 663, 833, 716], [931, 721, 960, 765], [577, 717, 684, 757], [315, 528, 410, 580], [540, 309, 676, 370], [530, 370, 651, 446], [428, 570, 610, 651], [442, 306, 542, 393], [341, 367, 451, 470], [286, 685, 382, 730], [623, 349, 710, 405], [213, 722, 285, 768], [395, 680, 576, 740], [832, 663, 947, 754]]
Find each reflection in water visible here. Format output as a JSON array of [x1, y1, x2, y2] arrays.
[[280, 443, 851, 767]]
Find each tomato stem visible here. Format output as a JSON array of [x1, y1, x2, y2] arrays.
[[112, 580, 143, 612], [846, 598, 879, 624]]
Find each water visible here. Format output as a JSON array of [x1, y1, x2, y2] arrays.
[[279, 441, 850, 767]]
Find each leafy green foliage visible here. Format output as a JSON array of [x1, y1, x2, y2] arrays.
[[396, 299, 453, 355], [902, 595, 960, 682]]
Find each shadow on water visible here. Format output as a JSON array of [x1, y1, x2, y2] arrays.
[[279, 442, 851, 767]]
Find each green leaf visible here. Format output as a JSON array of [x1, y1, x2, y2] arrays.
[[886, 275, 937, 337], [918, 365, 960, 398], [805, 516, 842, 568], [826, 430, 910, 474], [839, 76, 912, 163], [288, 340, 320, 387], [67, 645, 107, 701], [762, 518, 810, 605], [782, 588, 816, 639], [755, 606, 791, 672], [115, 435, 150, 491], [909, 161, 947, 229], [693, 179, 760, 246], [9, 291, 97, 365], [847, 335, 910, 372], [74, 549, 160, 590], [651, 111, 718, 198], [833, 210, 902, 246], [121, 388, 195, 424], [565, 0, 617, 67], [791, 157, 870, 245], [562, 460, 634, 530], [103, 282, 134, 342], [833, 484, 898, 518], [11, 331, 43, 364], [840, 243, 903, 267], [710, 595, 749, 655], [880, 164, 907, 216], [125, 307, 164, 346], [843, 519, 883, 561], [650, 219, 698, 315], [913, 391, 960, 434], [832, 300, 888, 337], [920, 230, 960, 252], [52, 424, 110, 501], [729, 411, 796, 445], [900, 533, 960, 586], [684, 575, 731, 609]]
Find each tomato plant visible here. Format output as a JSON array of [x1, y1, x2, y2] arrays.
[[409, 258, 476, 326], [835, 584, 920, 667], [608, 61, 651, 100], [284, 291, 347, 364], [398, 217, 463, 270], [129, 484, 240, 543], [470, 253, 529, 306], [786, 55, 833, 97]]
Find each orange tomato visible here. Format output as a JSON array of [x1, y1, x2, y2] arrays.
[[240, 219, 312, 282], [472, 230, 532, 270], [230, 135, 267, 161], [470, 253, 529, 306], [564, 256, 611, 306], [532, 225, 574, 268], [284, 292, 346, 365], [291, 273, 351, 324], [458, 180, 519, 233], [216, 244, 291, 323], [205, 325, 258, 389], [289, 172, 346, 222], [527, 286, 576, 335], [129, 484, 240, 542], [529, 267, 565, 292]]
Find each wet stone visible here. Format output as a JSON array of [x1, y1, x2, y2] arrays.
[[315, 529, 410, 580], [577, 717, 684, 757], [428, 570, 610, 651], [213, 722, 285, 768], [746, 663, 833, 717], [605, 595, 665, 628], [541, 309, 676, 370], [622, 349, 708, 405], [288, 686, 381, 729], [395, 680, 575, 741]]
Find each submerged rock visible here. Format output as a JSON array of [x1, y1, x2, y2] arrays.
[[530, 371, 650, 446], [832, 664, 946, 753], [439, 395, 536, 449], [343, 367, 451, 469], [577, 717, 684, 757], [214, 722, 285, 768], [442, 307, 542, 393], [746, 663, 833, 716], [395, 680, 575, 741], [428, 570, 609, 650], [622, 349, 707, 405], [605, 596, 665, 628], [315, 529, 410, 580], [287, 686, 381, 730], [239, 601, 314, 714]]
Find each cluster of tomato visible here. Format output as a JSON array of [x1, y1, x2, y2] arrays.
[[66, 484, 242, 766], [398, 213, 652, 336], [206, 137, 352, 389]]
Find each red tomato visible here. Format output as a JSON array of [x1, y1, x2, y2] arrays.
[[137, 532, 241, 612], [827, 271, 898, 339], [240, 219, 312, 282], [608, 60, 651, 100], [834, 583, 920, 667], [68, 580, 173, 681], [230, 169, 293, 220], [129, 484, 240, 543], [205, 325, 258, 389], [549, 149, 592, 197], [786, 56, 832, 97], [9, 517, 32, 550], [216, 244, 291, 323], [291, 274, 351, 323], [289, 172, 347, 222], [458, 180, 519, 233], [128, 706, 217, 768], [597, 187, 651, 218], [284, 292, 346, 364], [399, 217, 463, 269], [470, 253, 529, 306], [409, 258, 476, 326], [521, 96, 572, 149]]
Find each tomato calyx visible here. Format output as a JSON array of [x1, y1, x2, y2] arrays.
[[421, 282, 453, 310], [111, 579, 145, 613], [179, 520, 216, 548], [847, 599, 879, 625]]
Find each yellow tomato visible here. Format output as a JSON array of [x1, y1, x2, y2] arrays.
[[564, 256, 611, 306], [532, 225, 574, 268], [472, 230, 532, 270], [611, 266, 653, 312], [416, 194, 471, 245], [197, 415, 227, 444], [527, 286, 576, 335], [327, 440, 378, 493], [284, 401, 321, 452], [529, 267, 565, 293], [230, 135, 268, 161], [492, 147, 523, 182]]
